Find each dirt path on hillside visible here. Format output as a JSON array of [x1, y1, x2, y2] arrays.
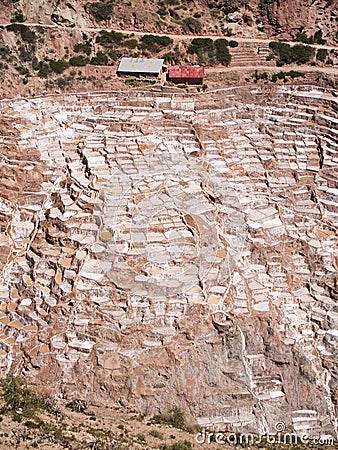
[[1, 21, 338, 51], [207, 65, 338, 75]]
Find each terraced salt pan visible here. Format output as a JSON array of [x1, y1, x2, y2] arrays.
[[0, 85, 337, 438]]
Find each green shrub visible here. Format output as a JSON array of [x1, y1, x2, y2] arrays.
[[49, 59, 69, 73], [228, 40, 238, 47], [266, 53, 275, 61], [86, 2, 113, 21], [36, 61, 51, 77], [123, 38, 138, 49], [182, 17, 202, 33], [107, 49, 120, 61], [73, 41, 92, 55], [157, 7, 167, 16], [162, 51, 181, 64], [10, 9, 25, 23], [316, 48, 328, 62], [314, 29, 326, 44], [140, 34, 173, 52], [269, 41, 315, 65], [269, 41, 292, 64], [150, 429, 164, 439], [193, 12, 202, 18], [253, 70, 268, 81], [96, 29, 124, 45], [259, 0, 277, 14], [295, 32, 313, 44], [25, 420, 40, 429], [159, 440, 193, 450], [295, 30, 326, 45], [271, 70, 304, 83], [0, 46, 11, 59], [188, 38, 232, 65], [6, 23, 36, 43], [90, 51, 108, 65], [15, 65, 29, 75], [151, 407, 196, 432], [292, 44, 315, 64], [188, 38, 213, 54], [286, 70, 304, 78], [18, 44, 34, 62], [188, 38, 215, 64], [69, 55, 89, 66], [137, 433, 146, 443], [214, 38, 231, 65], [0, 376, 43, 418]]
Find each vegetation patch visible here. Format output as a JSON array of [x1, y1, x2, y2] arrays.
[[69, 55, 89, 66], [124, 78, 156, 87], [295, 29, 326, 45], [123, 38, 138, 49], [182, 17, 202, 34], [271, 70, 305, 82], [0, 376, 43, 420], [151, 407, 200, 434], [188, 37, 214, 64], [159, 440, 194, 450], [150, 429, 164, 439], [6, 23, 36, 43], [269, 41, 315, 65], [85, 1, 113, 22], [259, 0, 277, 17], [74, 41, 92, 55], [140, 34, 173, 53], [316, 48, 328, 62], [157, 7, 167, 16], [188, 38, 232, 65], [10, 9, 25, 23], [96, 29, 124, 45], [49, 59, 70, 74], [214, 38, 231, 65], [15, 65, 29, 75], [36, 61, 51, 77], [90, 51, 109, 65], [228, 40, 239, 47]]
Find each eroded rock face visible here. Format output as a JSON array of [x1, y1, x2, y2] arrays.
[[0, 86, 337, 438]]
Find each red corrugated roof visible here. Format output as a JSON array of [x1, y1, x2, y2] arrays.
[[169, 65, 204, 79]]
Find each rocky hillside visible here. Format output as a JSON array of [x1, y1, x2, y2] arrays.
[[0, 0, 337, 97], [0, 0, 337, 43]]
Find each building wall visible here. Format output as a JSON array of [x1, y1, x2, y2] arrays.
[[169, 77, 204, 85], [117, 71, 161, 78]]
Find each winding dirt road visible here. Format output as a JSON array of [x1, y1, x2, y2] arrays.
[[1, 21, 338, 51]]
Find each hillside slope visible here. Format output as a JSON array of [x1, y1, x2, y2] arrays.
[[0, 0, 337, 43]]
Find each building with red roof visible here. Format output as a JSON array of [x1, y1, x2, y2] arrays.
[[168, 65, 205, 85]]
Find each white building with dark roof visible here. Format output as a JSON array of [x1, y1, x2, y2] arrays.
[[117, 57, 164, 78]]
